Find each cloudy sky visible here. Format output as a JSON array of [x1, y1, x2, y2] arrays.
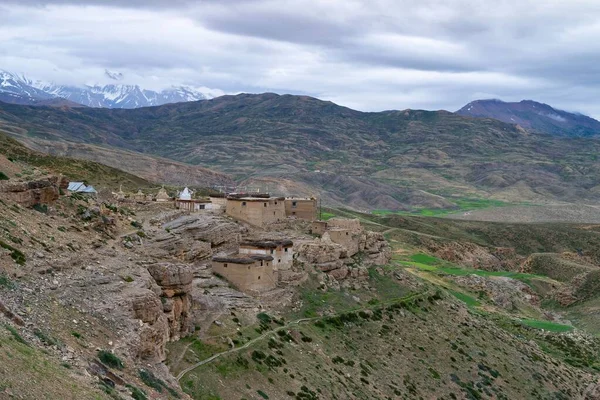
[[1, 0, 600, 116]]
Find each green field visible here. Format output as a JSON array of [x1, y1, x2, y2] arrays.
[[373, 198, 516, 217], [519, 319, 574, 333]]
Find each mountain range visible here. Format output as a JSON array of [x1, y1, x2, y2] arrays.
[[0, 70, 214, 108], [457, 99, 600, 137], [1, 92, 599, 211]]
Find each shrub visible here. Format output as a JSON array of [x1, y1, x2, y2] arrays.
[[98, 350, 124, 370], [126, 384, 147, 400], [0, 172, 8, 180], [0, 240, 26, 265], [130, 220, 142, 229], [32, 204, 48, 214], [257, 312, 272, 324], [257, 390, 269, 399], [4, 324, 27, 345], [138, 369, 180, 398]]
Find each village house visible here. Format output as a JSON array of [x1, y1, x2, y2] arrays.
[[67, 181, 97, 197], [225, 194, 286, 227], [239, 239, 294, 271], [209, 193, 228, 210], [284, 197, 317, 220], [211, 254, 277, 292], [174, 187, 213, 212], [311, 218, 363, 257]]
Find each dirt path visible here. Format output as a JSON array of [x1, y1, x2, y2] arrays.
[[176, 316, 318, 381], [176, 290, 429, 382]]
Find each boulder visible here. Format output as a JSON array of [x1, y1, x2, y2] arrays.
[[147, 263, 192, 298]]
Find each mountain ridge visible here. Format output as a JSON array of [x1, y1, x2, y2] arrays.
[[0, 70, 217, 109], [456, 99, 600, 137], [1, 92, 599, 210]]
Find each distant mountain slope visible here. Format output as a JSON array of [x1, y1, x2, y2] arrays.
[[456, 99, 600, 136], [0, 70, 217, 108], [1, 93, 600, 209]]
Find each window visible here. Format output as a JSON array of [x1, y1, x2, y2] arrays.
[[292, 201, 297, 208], [242, 201, 247, 206], [273, 212, 276, 215], [346, 232, 349, 235], [270, 249, 274, 254], [224, 263, 228, 268], [292, 212, 296, 215], [278, 259, 281, 263], [258, 276, 261, 280], [275, 201, 278, 205], [284, 248, 288, 253], [264, 202, 267, 207], [260, 261, 263, 266], [248, 266, 250, 270]]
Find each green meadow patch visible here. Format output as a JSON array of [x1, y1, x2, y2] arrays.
[[519, 319, 573, 333], [373, 197, 514, 217], [448, 290, 480, 307]]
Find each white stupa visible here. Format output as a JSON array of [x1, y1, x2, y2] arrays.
[[179, 187, 192, 200]]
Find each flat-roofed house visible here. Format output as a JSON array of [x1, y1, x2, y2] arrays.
[[239, 239, 294, 272], [225, 194, 286, 227], [211, 254, 277, 292], [284, 197, 317, 220]]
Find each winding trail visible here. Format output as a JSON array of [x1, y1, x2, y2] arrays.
[[176, 316, 319, 381], [176, 290, 429, 382]]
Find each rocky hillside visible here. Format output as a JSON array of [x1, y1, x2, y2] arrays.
[[457, 99, 600, 137], [1, 94, 600, 210], [2, 157, 600, 399]]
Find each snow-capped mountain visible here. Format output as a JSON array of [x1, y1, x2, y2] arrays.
[[0, 70, 57, 105], [0, 70, 216, 108]]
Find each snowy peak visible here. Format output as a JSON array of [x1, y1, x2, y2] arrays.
[[0, 69, 217, 108], [456, 99, 600, 137]]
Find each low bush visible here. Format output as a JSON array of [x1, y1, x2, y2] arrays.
[[98, 350, 124, 370]]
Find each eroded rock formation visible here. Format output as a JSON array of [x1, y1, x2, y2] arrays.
[[0, 175, 68, 207]]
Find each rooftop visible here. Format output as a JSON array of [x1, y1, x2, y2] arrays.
[[240, 239, 293, 249], [212, 254, 274, 264]]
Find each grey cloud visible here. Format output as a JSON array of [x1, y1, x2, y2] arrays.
[[2, 0, 600, 118]]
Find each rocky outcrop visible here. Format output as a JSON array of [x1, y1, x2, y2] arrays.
[[362, 231, 391, 265], [149, 215, 242, 262], [296, 218, 391, 288], [0, 175, 68, 207], [129, 288, 170, 361], [147, 262, 194, 341]]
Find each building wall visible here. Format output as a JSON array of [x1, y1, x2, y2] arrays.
[[209, 196, 228, 210], [311, 221, 328, 236], [226, 198, 286, 226], [285, 198, 317, 220], [239, 245, 294, 271], [175, 200, 210, 212], [212, 260, 276, 292], [327, 229, 360, 257]]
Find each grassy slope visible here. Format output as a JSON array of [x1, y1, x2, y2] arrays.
[[0, 130, 153, 192], [0, 324, 112, 399]]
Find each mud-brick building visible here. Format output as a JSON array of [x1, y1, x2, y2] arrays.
[[209, 193, 228, 210], [175, 199, 212, 212], [211, 254, 277, 292], [284, 197, 317, 220], [226, 195, 286, 227], [311, 218, 363, 257], [239, 240, 294, 271]]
